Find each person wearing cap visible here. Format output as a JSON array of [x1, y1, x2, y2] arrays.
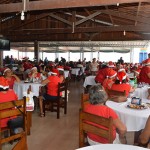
[[84, 84, 127, 145], [95, 64, 115, 85], [39, 69, 62, 117], [139, 58, 150, 84], [102, 69, 117, 90], [111, 72, 135, 100], [28, 67, 42, 82], [0, 77, 18, 128], [3, 68, 21, 89]]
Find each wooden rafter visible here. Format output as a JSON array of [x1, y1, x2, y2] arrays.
[[0, 0, 149, 13], [135, 2, 141, 26], [3, 25, 150, 35]]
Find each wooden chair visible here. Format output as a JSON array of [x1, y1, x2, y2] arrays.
[[0, 99, 28, 150], [81, 93, 89, 109], [79, 109, 113, 147], [43, 81, 68, 119], [106, 89, 127, 102]]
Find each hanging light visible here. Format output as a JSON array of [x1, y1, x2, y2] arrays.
[[117, 3, 119, 6], [123, 30, 126, 36], [21, 11, 25, 20]]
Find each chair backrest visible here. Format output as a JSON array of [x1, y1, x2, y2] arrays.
[[81, 93, 89, 109], [79, 109, 113, 147], [106, 89, 126, 98], [58, 81, 68, 98], [0, 99, 28, 150]]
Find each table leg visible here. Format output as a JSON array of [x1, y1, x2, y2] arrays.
[[27, 111, 32, 135]]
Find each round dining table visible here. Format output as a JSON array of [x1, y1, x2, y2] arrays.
[[76, 144, 149, 150], [106, 98, 150, 131], [13, 81, 42, 99]]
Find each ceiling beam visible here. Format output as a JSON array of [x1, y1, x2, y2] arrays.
[[0, 0, 149, 13], [5, 25, 150, 35], [49, 13, 72, 26]]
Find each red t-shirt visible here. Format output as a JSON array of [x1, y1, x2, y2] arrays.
[[111, 83, 131, 96], [139, 66, 150, 84], [6, 77, 16, 89], [0, 90, 18, 128], [84, 104, 118, 144], [103, 78, 114, 90], [47, 76, 61, 96], [95, 68, 114, 84]]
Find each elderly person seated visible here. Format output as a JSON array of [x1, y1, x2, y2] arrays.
[[138, 116, 150, 148], [3, 68, 21, 89], [39, 70, 62, 117], [84, 84, 127, 145], [110, 71, 135, 102], [28, 67, 42, 82]]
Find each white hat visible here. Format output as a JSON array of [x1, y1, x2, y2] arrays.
[[3, 68, 11, 75]]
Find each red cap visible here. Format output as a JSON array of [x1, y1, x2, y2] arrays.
[[108, 61, 115, 68], [107, 69, 117, 78], [116, 72, 126, 84]]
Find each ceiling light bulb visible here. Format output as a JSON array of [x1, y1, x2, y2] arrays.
[[117, 3, 119, 6], [123, 30, 126, 36], [21, 15, 25, 20]]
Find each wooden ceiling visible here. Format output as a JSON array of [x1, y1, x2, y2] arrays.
[[0, 0, 150, 42]]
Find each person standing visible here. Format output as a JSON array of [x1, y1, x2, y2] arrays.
[[89, 58, 99, 75]]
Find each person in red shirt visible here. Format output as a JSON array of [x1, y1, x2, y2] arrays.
[[139, 58, 150, 84], [84, 85, 127, 145], [111, 72, 135, 98], [3, 68, 21, 89], [0, 77, 18, 128], [95, 65, 115, 85], [102, 69, 117, 90], [39, 70, 62, 117]]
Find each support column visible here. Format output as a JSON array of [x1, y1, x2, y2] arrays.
[[0, 51, 3, 67], [68, 51, 70, 62], [130, 48, 134, 63], [34, 40, 39, 62], [91, 48, 93, 61]]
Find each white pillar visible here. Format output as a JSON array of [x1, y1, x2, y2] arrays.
[[91, 48, 93, 61], [130, 48, 134, 63], [68, 51, 70, 62]]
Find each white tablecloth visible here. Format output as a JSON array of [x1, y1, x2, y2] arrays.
[[13, 81, 42, 99], [71, 68, 80, 75], [76, 144, 149, 150], [131, 86, 149, 99], [64, 70, 69, 78], [106, 98, 150, 131], [83, 76, 97, 88]]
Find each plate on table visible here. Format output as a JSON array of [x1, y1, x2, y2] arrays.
[[127, 103, 148, 110]]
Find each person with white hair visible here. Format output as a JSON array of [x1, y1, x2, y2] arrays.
[[28, 67, 42, 82], [84, 84, 127, 145]]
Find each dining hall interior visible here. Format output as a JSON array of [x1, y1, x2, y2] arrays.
[[0, 0, 150, 150]]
